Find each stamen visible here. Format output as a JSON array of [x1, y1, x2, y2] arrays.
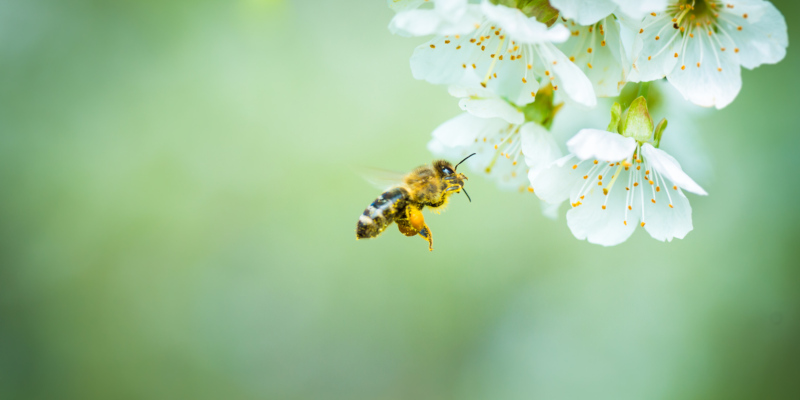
[[649, 164, 658, 202], [624, 158, 635, 224], [638, 146, 646, 226], [481, 37, 506, 87], [650, 29, 682, 60], [604, 164, 625, 195], [674, 6, 691, 26], [697, 24, 705, 68], [678, 24, 693, 70], [655, 168, 674, 208], [574, 160, 605, 202]]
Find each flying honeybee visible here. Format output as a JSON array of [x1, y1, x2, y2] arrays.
[[355, 154, 475, 251]]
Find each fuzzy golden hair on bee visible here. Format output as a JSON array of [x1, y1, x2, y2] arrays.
[[355, 153, 476, 251]]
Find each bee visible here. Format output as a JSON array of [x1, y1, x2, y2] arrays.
[[355, 153, 475, 251]]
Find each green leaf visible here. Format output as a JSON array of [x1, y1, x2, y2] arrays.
[[518, 84, 561, 129], [518, 0, 560, 26], [491, 0, 560, 26]]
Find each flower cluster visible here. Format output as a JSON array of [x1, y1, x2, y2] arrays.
[[387, 0, 787, 245]]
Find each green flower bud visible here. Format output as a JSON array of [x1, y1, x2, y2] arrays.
[[607, 102, 622, 134], [654, 118, 668, 148], [620, 96, 654, 142]]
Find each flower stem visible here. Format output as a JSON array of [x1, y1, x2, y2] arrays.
[[637, 82, 651, 99]]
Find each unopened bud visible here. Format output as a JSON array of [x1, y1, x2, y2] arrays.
[[607, 102, 622, 133], [620, 96, 654, 142], [654, 118, 668, 148]]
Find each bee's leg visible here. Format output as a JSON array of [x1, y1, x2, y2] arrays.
[[418, 225, 433, 251], [439, 177, 462, 194], [407, 206, 433, 251], [445, 184, 462, 193]]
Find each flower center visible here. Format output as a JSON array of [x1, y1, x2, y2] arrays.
[[477, 123, 524, 173], [570, 145, 678, 227], [434, 21, 551, 98], [667, 0, 720, 31], [642, 0, 745, 73], [467, 122, 532, 192]]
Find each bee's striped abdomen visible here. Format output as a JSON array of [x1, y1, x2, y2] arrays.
[[356, 187, 409, 239]]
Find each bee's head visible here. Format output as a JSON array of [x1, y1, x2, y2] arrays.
[[435, 153, 476, 201], [435, 160, 456, 177], [434, 160, 465, 180]]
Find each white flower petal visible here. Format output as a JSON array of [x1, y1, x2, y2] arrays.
[[641, 143, 707, 195], [428, 135, 456, 159], [629, 14, 681, 82], [665, 30, 742, 109], [718, 0, 788, 69], [566, 171, 637, 246], [642, 186, 693, 242], [488, 60, 542, 106], [409, 3, 573, 106], [431, 112, 502, 148], [611, 0, 668, 20], [617, 14, 638, 56], [652, 81, 713, 185], [566, 128, 636, 162], [389, 10, 446, 37], [435, 0, 468, 20], [431, 113, 531, 191], [447, 71, 496, 98], [410, 38, 472, 85], [452, 68, 541, 108], [520, 122, 563, 179], [389, 5, 481, 36], [458, 97, 525, 124], [480, 0, 570, 44], [537, 43, 597, 107], [557, 16, 628, 97], [600, 16, 631, 93], [478, 55, 539, 106], [530, 155, 578, 204], [549, 0, 617, 25]]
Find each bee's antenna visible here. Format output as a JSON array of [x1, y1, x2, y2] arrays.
[[462, 188, 472, 203], [454, 153, 477, 171]]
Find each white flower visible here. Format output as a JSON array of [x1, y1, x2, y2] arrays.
[[429, 84, 562, 193], [409, 0, 596, 107], [647, 80, 713, 184], [556, 16, 630, 96], [628, 0, 788, 109], [550, 0, 668, 25], [532, 123, 707, 246], [388, 0, 482, 37]]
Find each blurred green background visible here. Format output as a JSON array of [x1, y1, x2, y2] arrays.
[[1, 0, 799, 398]]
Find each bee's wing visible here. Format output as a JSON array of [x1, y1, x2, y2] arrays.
[[357, 167, 408, 191]]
